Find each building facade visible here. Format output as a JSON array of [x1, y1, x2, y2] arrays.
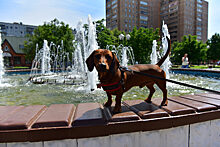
[[0, 22, 36, 37], [0, 22, 36, 67], [106, 0, 160, 32], [106, 0, 208, 43], [160, 0, 208, 43]]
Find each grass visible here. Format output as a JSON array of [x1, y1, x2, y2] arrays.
[[12, 66, 30, 69]]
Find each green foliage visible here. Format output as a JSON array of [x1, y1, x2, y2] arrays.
[[95, 19, 121, 48], [23, 19, 74, 61], [128, 27, 160, 64], [207, 33, 220, 61], [94, 19, 160, 64], [171, 35, 207, 64]]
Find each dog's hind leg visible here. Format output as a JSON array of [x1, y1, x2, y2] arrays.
[[156, 81, 168, 106], [104, 92, 112, 107], [144, 83, 155, 103]]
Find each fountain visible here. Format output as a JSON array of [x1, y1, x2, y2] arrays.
[[107, 34, 135, 66], [150, 21, 172, 78], [41, 40, 51, 74], [29, 15, 99, 91], [150, 40, 158, 65], [161, 21, 172, 79], [0, 27, 5, 85], [86, 15, 99, 91], [0, 17, 218, 107], [72, 20, 87, 73]]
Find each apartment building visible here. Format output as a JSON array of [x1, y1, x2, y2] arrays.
[[106, 0, 208, 43], [160, 0, 208, 42], [0, 22, 36, 37], [106, 0, 160, 33]]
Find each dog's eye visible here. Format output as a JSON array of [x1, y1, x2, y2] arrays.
[[95, 55, 101, 59], [105, 55, 111, 60]]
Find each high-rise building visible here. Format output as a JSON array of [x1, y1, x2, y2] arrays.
[[106, 0, 208, 43], [0, 22, 36, 37], [160, 0, 208, 43], [106, 0, 160, 33]]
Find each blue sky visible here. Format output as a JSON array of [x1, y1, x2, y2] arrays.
[[0, 0, 218, 39]]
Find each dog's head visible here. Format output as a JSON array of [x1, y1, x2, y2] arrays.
[[86, 49, 119, 73]]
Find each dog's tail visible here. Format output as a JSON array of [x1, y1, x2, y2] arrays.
[[156, 36, 171, 67]]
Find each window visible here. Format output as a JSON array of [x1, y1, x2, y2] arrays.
[[197, 18, 202, 21], [3, 46, 10, 52], [197, 13, 202, 17], [140, 20, 148, 24], [112, 4, 117, 9], [112, 14, 117, 19], [14, 56, 21, 65], [197, 26, 202, 30], [140, 15, 148, 20], [197, 8, 202, 12], [197, 0, 202, 3], [197, 3, 202, 8], [112, 0, 117, 5], [19, 44, 24, 49], [197, 31, 201, 35], [141, 11, 148, 15], [140, 1, 148, 5], [140, 6, 148, 10]]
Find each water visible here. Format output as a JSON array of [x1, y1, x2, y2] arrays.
[[161, 21, 172, 79], [86, 15, 99, 91], [0, 28, 5, 84], [30, 15, 99, 92], [107, 44, 135, 66], [150, 40, 158, 64], [0, 73, 219, 106], [150, 21, 172, 78]]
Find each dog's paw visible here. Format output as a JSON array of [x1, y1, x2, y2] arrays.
[[160, 101, 168, 106], [104, 101, 112, 107], [113, 107, 122, 114], [145, 99, 152, 103]]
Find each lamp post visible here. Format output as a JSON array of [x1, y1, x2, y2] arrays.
[[119, 34, 131, 46]]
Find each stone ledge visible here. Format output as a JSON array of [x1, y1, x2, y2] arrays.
[[0, 93, 220, 143]]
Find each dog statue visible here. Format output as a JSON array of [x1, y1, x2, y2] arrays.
[[86, 37, 171, 113]]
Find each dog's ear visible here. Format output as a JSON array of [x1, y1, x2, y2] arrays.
[[86, 51, 95, 72], [110, 52, 120, 73]]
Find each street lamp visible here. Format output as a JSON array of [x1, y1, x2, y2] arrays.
[[119, 34, 125, 41], [126, 34, 131, 40]]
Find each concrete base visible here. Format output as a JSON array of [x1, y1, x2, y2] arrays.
[[2, 119, 220, 147]]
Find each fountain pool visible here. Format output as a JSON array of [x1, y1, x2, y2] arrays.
[[0, 73, 219, 106]]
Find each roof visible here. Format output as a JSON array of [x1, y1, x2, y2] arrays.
[[1, 36, 28, 54]]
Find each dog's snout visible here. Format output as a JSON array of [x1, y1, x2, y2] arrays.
[[100, 63, 106, 69]]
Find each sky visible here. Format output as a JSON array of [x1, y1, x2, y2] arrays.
[[0, 0, 219, 39]]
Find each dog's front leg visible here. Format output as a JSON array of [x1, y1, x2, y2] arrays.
[[104, 92, 112, 107], [113, 94, 123, 113]]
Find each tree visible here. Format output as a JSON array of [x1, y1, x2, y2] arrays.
[[207, 33, 220, 62], [23, 19, 74, 61], [84, 19, 161, 64], [128, 27, 160, 64], [171, 35, 207, 65]]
